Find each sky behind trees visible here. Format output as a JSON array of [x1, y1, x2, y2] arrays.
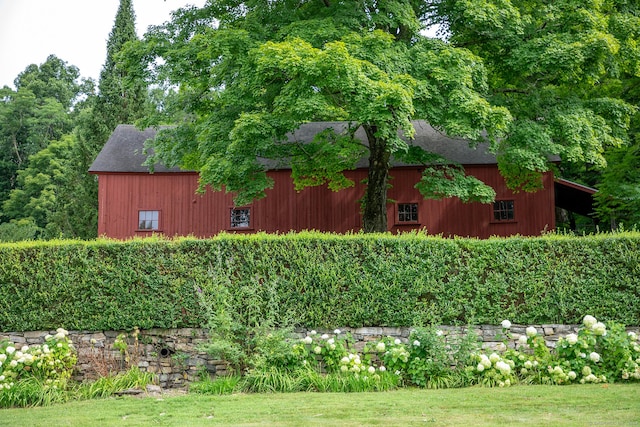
[[0, 0, 206, 88]]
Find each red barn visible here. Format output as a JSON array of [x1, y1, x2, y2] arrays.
[[89, 121, 561, 239]]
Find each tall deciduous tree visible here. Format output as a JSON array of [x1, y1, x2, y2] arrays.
[[428, 0, 639, 223], [124, 0, 635, 232], [0, 55, 86, 208], [124, 1, 510, 232]]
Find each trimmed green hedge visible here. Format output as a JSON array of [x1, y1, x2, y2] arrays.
[[0, 232, 638, 332]]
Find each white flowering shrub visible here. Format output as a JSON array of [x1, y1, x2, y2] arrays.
[[467, 315, 640, 386], [555, 315, 640, 383], [0, 328, 77, 393], [368, 327, 479, 388], [468, 351, 518, 387]]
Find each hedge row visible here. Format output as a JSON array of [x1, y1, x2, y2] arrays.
[[0, 232, 638, 332]]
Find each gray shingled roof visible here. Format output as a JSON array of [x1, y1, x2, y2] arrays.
[[89, 121, 498, 173], [89, 125, 183, 173]]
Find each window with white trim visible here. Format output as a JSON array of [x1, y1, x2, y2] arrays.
[[138, 210, 159, 230]]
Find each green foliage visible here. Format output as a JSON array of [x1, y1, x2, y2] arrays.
[[189, 374, 241, 395], [468, 315, 640, 386], [73, 367, 156, 400], [124, 1, 510, 231], [0, 328, 77, 407], [0, 232, 640, 332]]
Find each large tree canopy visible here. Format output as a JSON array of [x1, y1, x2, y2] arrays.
[[124, 0, 636, 232], [429, 0, 639, 196]]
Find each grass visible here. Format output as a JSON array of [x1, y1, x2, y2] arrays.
[[0, 384, 639, 426]]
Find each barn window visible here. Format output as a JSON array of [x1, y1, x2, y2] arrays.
[[138, 210, 159, 230], [493, 200, 515, 221], [230, 207, 251, 228], [397, 203, 418, 223]]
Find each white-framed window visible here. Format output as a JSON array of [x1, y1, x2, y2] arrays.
[[138, 210, 159, 230], [397, 203, 419, 223], [230, 207, 251, 229], [493, 200, 515, 221]]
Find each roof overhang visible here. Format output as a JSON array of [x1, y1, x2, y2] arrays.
[[554, 178, 597, 217]]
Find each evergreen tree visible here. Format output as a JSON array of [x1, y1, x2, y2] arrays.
[[91, 0, 148, 150], [69, 0, 149, 238]]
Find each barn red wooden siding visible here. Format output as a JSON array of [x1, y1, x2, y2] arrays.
[[95, 166, 555, 239]]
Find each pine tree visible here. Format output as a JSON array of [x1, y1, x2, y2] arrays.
[[91, 0, 148, 150]]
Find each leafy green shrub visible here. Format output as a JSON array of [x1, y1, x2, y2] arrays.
[[0, 232, 639, 331], [0, 328, 77, 407], [467, 315, 640, 386]]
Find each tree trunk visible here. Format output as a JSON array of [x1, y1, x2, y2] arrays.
[[362, 125, 390, 233]]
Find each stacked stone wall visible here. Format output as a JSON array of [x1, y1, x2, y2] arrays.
[[3, 324, 638, 388]]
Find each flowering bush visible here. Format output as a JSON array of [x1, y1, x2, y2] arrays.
[[223, 314, 640, 392], [0, 328, 77, 392], [367, 327, 479, 388], [295, 330, 383, 377], [466, 315, 640, 386]]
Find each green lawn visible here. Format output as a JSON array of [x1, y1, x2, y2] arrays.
[[1, 384, 638, 426]]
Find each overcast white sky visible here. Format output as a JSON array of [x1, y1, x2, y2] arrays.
[[0, 0, 206, 89]]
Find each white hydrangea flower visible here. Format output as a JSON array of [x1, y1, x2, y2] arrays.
[[340, 356, 350, 364], [627, 331, 637, 341], [480, 355, 492, 368], [590, 352, 601, 363], [436, 330, 444, 336], [583, 315, 597, 328], [309, 330, 317, 335], [9, 360, 18, 367], [582, 366, 592, 376], [302, 336, 313, 345], [518, 335, 528, 345], [553, 366, 563, 375], [477, 363, 485, 372], [327, 338, 335, 345], [321, 334, 329, 340], [592, 322, 607, 336], [568, 371, 577, 380], [526, 326, 537, 337], [413, 340, 420, 347], [496, 361, 511, 375], [501, 320, 512, 329], [368, 366, 376, 374], [565, 333, 578, 345], [5, 347, 15, 355], [334, 329, 341, 335], [329, 344, 336, 350], [340, 365, 348, 372], [394, 338, 401, 345], [524, 360, 533, 369], [375, 342, 386, 352], [313, 346, 322, 354], [379, 366, 386, 372], [489, 353, 500, 364]]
